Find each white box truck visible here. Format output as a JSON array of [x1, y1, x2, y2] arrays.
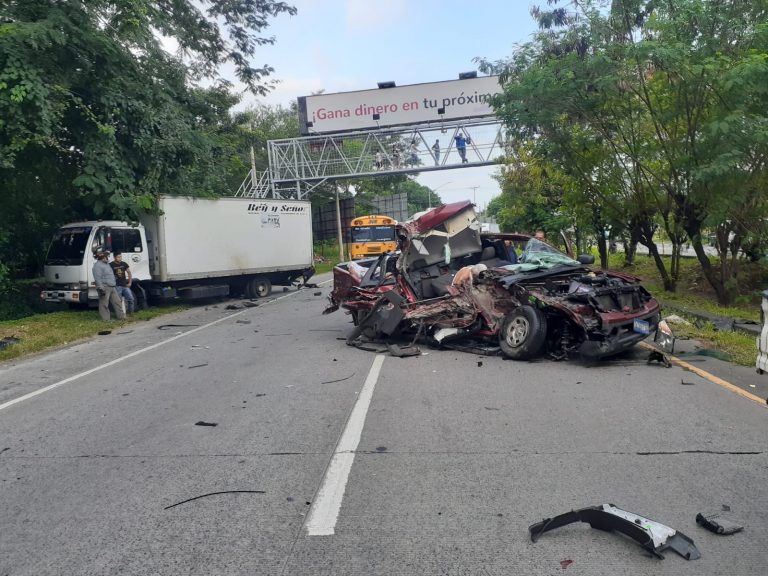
[[40, 196, 315, 307]]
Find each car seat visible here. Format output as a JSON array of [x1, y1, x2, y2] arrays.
[[479, 246, 498, 267]]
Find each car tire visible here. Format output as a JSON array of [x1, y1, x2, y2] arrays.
[[244, 280, 255, 299], [499, 306, 547, 360]]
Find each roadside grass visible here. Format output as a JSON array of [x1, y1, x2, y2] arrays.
[[0, 304, 187, 363], [605, 252, 763, 367], [669, 315, 758, 367], [0, 261, 337, 363], [313, 261, 336, 275], [608, 253, 762, 321]]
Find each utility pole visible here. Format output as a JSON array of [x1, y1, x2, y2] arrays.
[[250, 145, 257, 191], [470, 186, 479, 206], [335, 187, 345, 263], [431, 181, 453, 209]]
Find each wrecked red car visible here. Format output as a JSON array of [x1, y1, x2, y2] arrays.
[[324, 200, 661, 360]]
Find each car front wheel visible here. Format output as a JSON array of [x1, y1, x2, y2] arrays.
[[499, 306, 547, 360]]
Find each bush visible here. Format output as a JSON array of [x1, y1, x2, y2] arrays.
[[0, 277, 49, 321]]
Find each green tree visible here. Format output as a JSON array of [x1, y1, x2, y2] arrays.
[[0, 0, 294, 278], [483, 0, 768, 302], [352, 175, 440, 217], [488, 146, 573, 239]]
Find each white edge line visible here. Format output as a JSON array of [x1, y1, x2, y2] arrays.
[[305, 354, 385, 536], [0, 288, 315, 412]]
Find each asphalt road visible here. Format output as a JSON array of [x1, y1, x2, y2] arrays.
[[1, 277, 766, 575]]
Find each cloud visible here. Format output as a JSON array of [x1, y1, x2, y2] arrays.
[[417, 166, 502, 210], [345, 0, 408, 32], [237, 77, 321, 108], [241, 74, 372, 108]]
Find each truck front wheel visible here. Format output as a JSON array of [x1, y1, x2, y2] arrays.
[[132, 282, 149, 310]]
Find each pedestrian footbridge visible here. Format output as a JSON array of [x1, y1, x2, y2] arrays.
[[236, 119, 505, 200]]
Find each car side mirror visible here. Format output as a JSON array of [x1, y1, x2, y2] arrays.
[[577, 254, 595, 265]]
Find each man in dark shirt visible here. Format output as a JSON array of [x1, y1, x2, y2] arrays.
[[110, 251, 135, 314]]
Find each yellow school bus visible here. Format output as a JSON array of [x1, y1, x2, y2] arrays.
[[349, 215, 398, 260]]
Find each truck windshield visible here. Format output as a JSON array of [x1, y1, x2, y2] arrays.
[[46, 227, 92, 265], [351, 225, 396, 243]]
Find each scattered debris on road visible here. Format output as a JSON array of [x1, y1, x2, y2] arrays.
[[443, 340, 500, 356], [320, 373, 356, 384], [97, 330, 111, 336], [387, 344, 421, 357], [529, 503, 701, 561], [647, 349, 672, 367], [696, 511, 744, 535], [559, 559, 573, 570], [351, 341, 388, 353], [194, 421, 218, 427], [188, 363, 209, 369], [236, 319, 251, 324], [164, 490, 265, 510], [158, 324, 200, 330]]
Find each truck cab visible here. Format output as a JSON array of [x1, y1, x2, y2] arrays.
[[41, 222, 151, 307]]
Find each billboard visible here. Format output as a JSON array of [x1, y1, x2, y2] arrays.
[[297, 76, 501, 135]]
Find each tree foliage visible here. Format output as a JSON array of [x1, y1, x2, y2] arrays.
[[0, 0, 294, 278], [481, 0, 768, 303], [352, 175, 439, 217]]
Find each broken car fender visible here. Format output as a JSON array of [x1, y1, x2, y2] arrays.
[[529, 503, 701, 560]]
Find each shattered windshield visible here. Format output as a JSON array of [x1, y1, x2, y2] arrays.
[[45, 227, 92, 265], [514, 238, 581, 270]]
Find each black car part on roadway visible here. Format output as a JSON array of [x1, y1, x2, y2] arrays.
[[529, 503, 701, 560]]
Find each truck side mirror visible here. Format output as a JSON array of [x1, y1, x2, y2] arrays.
[[577, 254, 595, 265], [91, 226, 112, 254]]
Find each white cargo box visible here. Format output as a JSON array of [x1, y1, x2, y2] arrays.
[[141, 196, 313, 282]]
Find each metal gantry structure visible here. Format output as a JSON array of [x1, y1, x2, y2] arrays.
[[235, 118, 505, 200]]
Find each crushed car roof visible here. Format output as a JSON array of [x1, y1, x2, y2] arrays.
[[398, 200, 474, 235]]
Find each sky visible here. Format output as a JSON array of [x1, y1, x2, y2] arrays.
[[238, 0, 541, 209]]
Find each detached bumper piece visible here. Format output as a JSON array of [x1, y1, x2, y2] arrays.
[[696, 511, 743, 535], [529, 503, 701, 561]]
